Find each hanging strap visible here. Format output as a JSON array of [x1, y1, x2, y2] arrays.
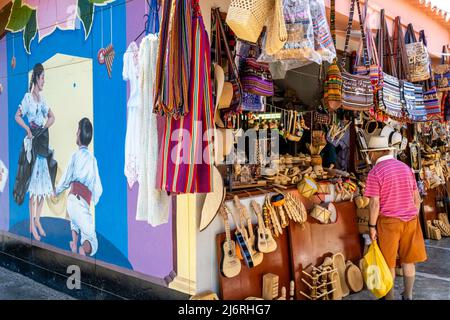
[[214, 9, 222, 66], [354, 0, 379, 68], [378, 9, 396, 77], [419, 30, 427, 46], [404, 23, 417, 44], [214, 8, 240, 83], [393, 16, 409, 80], [330, 0, 336, 47], [441, 45, 447, 65], [147, 0, 160, 35], [342, 0, 369, 70], [420, 29, 434, 91]]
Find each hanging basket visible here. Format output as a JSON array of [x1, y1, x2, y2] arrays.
[[226, 0, 272, 43]]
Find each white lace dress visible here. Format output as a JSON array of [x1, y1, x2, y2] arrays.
[[19, 93, 53, 200], [135, 34, 170, 226], [123, 41, 141, 188]]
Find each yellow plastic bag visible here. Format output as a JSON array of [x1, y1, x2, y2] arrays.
[[361, 241, 394, 299]]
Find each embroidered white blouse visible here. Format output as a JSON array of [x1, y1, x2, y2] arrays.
[[19, 92, 49, 127]]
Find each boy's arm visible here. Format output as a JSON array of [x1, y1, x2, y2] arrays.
[[55, 155, 75, 195], [92, 158, 103, 206]]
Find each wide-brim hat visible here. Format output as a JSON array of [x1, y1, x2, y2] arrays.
[[380, 126, 402, 146], [199, 166, 225, 231], [361, 135, 396, 152], [214, 64, 226, 128]]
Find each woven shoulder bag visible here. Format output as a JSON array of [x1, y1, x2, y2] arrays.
[[405, 23, 431, 82], [340, 0, 374, 111], [433, 45, 450, 92], [376, 9, 403, 120]]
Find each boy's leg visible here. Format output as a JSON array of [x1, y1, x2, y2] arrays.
[[73, 197, 98, 257], [70, 230, 79, 253], [67, 194, 81, 253], [79, 240, 92, 256]]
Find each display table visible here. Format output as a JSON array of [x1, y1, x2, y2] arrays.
[[216, 193, 362, 300], [216, 227, 292, 300], [287, 199, 362, 300]]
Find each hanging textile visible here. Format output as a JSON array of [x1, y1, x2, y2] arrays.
[[154, 0, 192, 118], [123, 41, 141, 188], [155, 0, 214, 194], [136, 34, 170, 226], [147, 0, 160, 35]]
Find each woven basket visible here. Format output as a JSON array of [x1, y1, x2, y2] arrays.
[[438, 213, 450, 226], [265, 0, 287, 55], [433, 220, 450, 237], [226, 0, 272, 43]]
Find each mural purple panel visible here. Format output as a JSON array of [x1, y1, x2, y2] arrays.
[[125, 0, 174, 279], [0, 37, 9, 231]]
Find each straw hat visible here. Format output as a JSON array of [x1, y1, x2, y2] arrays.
[[360, 135, 396, 152], [200, 166, 225, 231], [380, 126, 404, 149], [214, 64, 226, 128], [46, 167, 68, 217], [214, 128, 234, 164]]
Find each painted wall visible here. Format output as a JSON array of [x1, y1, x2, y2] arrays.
[[0, 33, 9, 231], [0, 0, 174, 283], [125, 0, 174, 279]]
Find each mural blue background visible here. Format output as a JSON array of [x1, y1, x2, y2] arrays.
[[6, 2, 129, 268]]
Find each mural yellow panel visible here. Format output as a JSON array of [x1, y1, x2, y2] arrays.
[[33, 54, 94, 219]]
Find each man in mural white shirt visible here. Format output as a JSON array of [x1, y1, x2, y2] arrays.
[[55, 118, 102, 256]]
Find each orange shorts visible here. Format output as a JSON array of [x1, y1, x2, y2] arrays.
[[377, 215, 427, 268]]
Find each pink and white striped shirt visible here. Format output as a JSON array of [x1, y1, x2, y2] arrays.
[[364, 155, 418, 221]]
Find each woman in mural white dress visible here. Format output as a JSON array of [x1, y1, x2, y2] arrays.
[[15, 63, 55, 241]]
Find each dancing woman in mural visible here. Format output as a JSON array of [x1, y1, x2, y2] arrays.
[[54, 118, 102, 256], [14, 63, 56, 241]]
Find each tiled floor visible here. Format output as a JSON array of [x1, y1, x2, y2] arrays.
[[346, 238, 450, 300]]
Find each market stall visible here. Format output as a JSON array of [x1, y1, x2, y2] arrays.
[[188, 0, 450, 300]]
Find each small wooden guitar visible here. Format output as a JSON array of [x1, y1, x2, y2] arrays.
[[219, 205, 241, 278], [228, 203, 255, 268], [251, 200, 277, 254], [233, 196, 263, 266]]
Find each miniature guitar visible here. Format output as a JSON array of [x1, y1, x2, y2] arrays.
[[219, 205, 241, 278], [228, 203, 255, 268], [233, 196, 263, 266], [251, 200, 277, 254]]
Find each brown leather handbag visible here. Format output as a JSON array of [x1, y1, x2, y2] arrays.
[[340, 0, 374, 111]]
